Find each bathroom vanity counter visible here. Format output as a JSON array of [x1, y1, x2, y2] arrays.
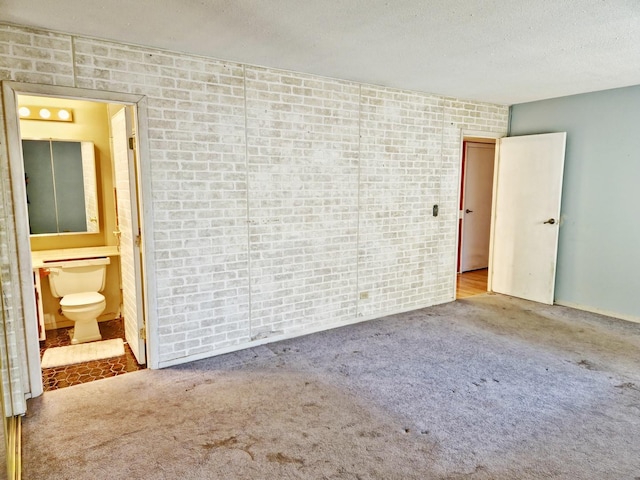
[[32, 246, 120, 268]]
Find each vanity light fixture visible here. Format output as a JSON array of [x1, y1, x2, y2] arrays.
[[57, 109, 71, 121], [18, 106, 74, 122]]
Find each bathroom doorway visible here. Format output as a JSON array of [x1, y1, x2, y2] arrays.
[[3, 82, 156, 397]]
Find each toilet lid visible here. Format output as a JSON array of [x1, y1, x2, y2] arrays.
[[60, 292, 105, 307]]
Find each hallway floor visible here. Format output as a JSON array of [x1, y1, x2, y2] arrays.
[[39, 318, 144, 391], [456, 268, 488, 298]]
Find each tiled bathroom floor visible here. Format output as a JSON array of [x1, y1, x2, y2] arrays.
[[40, 318, 145, 391]]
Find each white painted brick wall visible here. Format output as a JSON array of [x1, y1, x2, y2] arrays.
[[358, 86, 444, 318], [0, 24, 74, 86], [72, 37, 252, 364], [245, 67, 360, 338], [0, 23, 509, 373]]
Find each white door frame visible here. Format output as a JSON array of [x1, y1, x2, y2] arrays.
[[2, 81, 159, 399], [111, 107, 146, 364], [454, 130, 504, 299]]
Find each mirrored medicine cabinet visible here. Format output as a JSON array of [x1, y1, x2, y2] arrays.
[[22, 139, 99, 235]]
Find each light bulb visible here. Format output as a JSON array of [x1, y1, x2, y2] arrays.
[[18, 107, 31, 117], [39, 108, 51, 119], [57, 109, 70, 120]]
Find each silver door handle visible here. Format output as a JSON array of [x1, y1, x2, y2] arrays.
[[544, 218, 556, 225]]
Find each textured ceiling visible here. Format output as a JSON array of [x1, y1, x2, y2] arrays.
[[2, 0, 640, 105]]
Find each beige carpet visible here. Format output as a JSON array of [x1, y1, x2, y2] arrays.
[[40, 338, 124, 368], [23, 295, 640, 479]]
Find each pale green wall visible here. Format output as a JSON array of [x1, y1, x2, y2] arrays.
[[510, 85, 640, 320]]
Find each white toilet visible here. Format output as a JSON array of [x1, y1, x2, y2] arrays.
[[47, 257, 110, 345]]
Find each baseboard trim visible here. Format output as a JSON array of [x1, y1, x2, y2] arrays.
[[158, 299, 452, 369], [554, 300, 640, 324]]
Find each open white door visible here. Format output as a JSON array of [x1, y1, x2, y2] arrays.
[[490, 132, 566, 305], [111, 107, 146, 364], [461, 142, 495, 272]]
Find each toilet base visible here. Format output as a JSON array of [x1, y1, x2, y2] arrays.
[[70, 319, 102, 345]]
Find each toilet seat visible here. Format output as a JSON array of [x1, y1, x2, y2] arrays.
[[60, 292, 105, 307]]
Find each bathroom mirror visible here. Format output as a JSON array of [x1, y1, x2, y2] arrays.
[[22, 139, 99, 235]]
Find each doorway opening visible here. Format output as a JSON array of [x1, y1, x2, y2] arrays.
[[454, 131, 566, 304], [3, 83, 152, 397], [456, 136, 497, 299]]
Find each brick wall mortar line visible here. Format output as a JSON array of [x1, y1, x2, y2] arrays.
[[355, 84, 362, 318], [437, 98, 447, 285], [242, 64, 253, 340], [70, 35, 77, 88]]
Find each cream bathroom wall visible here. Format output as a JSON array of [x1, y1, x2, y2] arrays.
[[0, 23, 508, 371], [17, 96, 121, 328]]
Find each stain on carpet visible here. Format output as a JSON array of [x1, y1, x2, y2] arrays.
[[577, 359, 597, 370], [202, 435, 256, 460], [615, 382, 638, 391], [266, 452, 304, 465], [443, 464, 490, 479], [202, 436, 238, 449]]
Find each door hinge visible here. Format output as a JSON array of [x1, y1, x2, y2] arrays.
[[135, 233, 142, 247], [128, 136, 135, 150], [139, 326, 146, 340]]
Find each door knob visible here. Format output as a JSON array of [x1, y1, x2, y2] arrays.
[[465, 209, 473, 214], [544, 218, 556, 225]]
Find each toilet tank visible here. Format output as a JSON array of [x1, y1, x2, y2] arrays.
[[47, 257, 111, 298]]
